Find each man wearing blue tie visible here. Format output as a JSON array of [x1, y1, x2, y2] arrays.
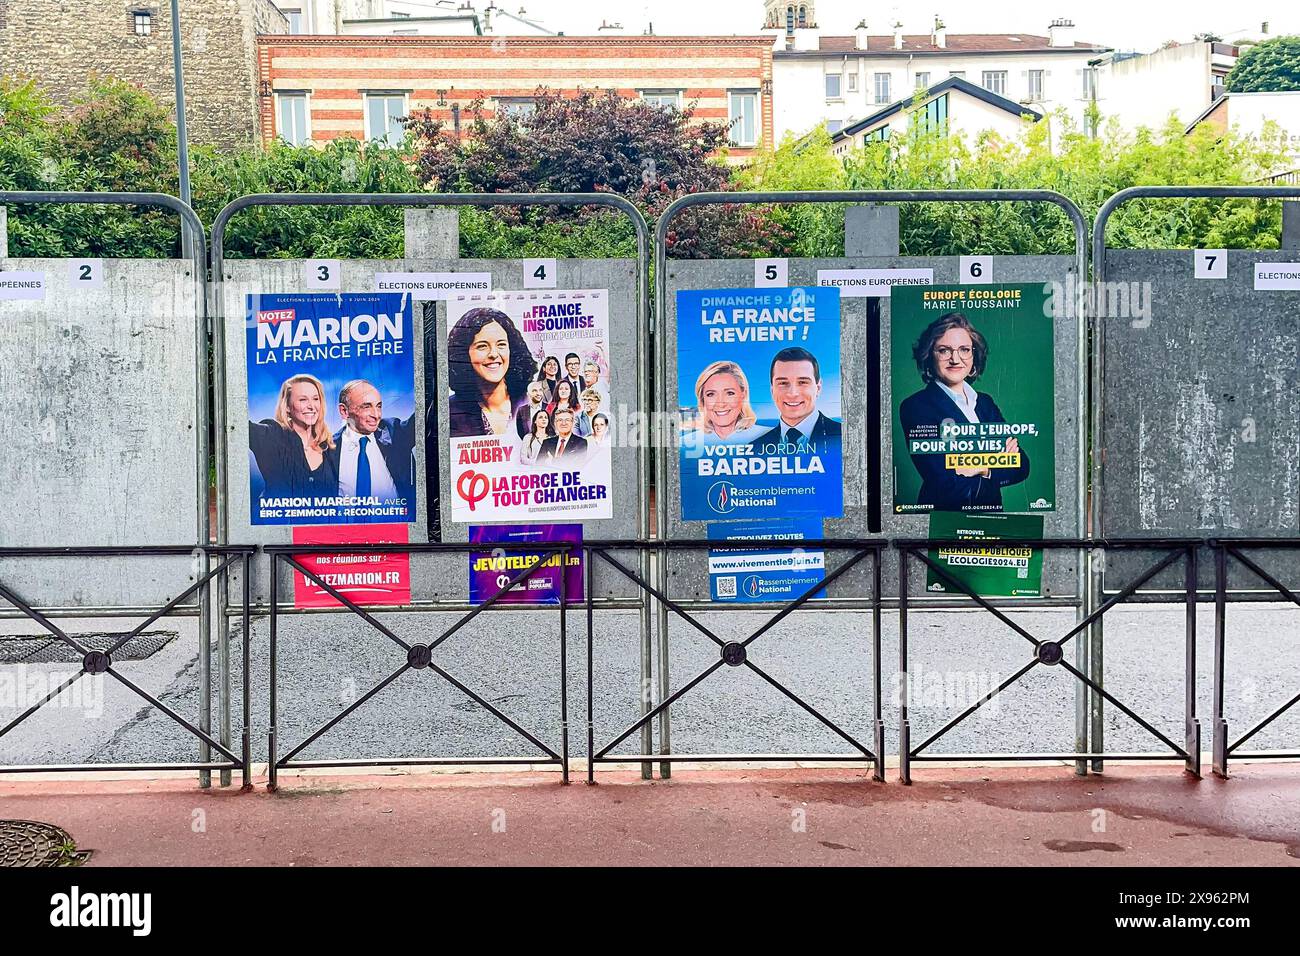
[[756, 346, 842, 450], [330, 379, 417, 518]]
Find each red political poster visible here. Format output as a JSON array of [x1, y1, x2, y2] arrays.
[[290, 524, 411, 609]]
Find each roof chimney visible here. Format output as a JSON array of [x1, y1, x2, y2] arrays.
[[893, 20, 904, 50], [855, 19, 868, 50], [1048, 18, 1075, 48], [933, 15, 946, 48]]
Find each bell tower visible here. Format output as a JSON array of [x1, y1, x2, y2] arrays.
[[763, 0, 817, 33]]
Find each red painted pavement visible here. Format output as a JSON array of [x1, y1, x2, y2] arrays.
[[4, 764, 1299, 866]]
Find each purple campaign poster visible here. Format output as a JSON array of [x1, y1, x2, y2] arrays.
[[468, 524, 584, 605]]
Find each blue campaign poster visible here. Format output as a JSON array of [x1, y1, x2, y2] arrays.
[[245, 292, 417, 526], [676, 286, 843, 521], [707, 519, 827, 603]]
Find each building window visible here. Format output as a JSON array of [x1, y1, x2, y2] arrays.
[[1082, 69, 1095, 99], [496, 97, 537, 120], [874, 73, 891, 103], [641, 90, 682, 110], [276, 93, 309, 147], [950, 71, 966, 80], [827, 119, 844, 134], [982, 71, 1007, 96], [867, 126, 891, 143], [785, 5, 794, 33], [1028, 69, 1044, 101], [132, 9, 152, 35], [364, 93, 408, 147], [915, 71, 930, 90], [825, 74, 841, 99], [913, 93, 949, 135], [728, 90, 759, 147], [283, 8, 303, 33], [798, 5, 807, 28], [847, 72, 857, 92]]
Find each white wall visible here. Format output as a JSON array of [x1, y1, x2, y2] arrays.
[[1094, 43, 1215, 132], [1218, 92, 1300, 150], [774, 50, 1098, 142]]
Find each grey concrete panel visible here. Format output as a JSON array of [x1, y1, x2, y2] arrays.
[[664, 255, 1082, 605], [0, 258, 202, 609], [1102, 250, 1300, 592], [844, 205, 901, 257], [221, 258, 644, 608]]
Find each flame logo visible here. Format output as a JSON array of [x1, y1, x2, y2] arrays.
[[707, 481, 737, 514]]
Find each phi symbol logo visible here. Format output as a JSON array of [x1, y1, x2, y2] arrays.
[[457, 470, 490, 510], [707, 481, 738, 514]]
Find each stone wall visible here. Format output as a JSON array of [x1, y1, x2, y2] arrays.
[[0, 0, 287, 148]]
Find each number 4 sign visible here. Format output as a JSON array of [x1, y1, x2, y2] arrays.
[[1195, 249, 1227, 280]]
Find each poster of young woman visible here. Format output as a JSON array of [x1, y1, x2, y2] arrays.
[[676, 286, 843, 521], [447, 290, 613, 523], [245, 292, 418, 526], [890, 283, 1056, 515]]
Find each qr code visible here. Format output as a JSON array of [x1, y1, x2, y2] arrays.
[[717, 576, 737, 598]]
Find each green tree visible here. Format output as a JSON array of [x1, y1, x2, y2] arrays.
[[1225, 36, 1300, 92]]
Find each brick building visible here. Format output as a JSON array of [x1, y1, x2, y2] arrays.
[[256, 34, 775, 156], [0, 0, 288, 148]]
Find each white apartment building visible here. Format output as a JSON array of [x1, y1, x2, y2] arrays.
[[763, 1, 1110, 143]]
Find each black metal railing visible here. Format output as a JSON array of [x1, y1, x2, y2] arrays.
[[582, 538, 888, 783], [895, 538, 1202, 783]]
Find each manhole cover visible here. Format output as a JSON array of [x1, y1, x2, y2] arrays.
[[0, 820, 92, 867]]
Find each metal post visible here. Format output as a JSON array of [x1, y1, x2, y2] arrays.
[[241, 551, 253, 791], [1213, 543, 1229, 777], [1184, 545, 1201, 776], [898, 548, 911, 785], [169, 0, 191, 210], [559, 544, 569, 785], [268, 554, 279, 792], [872, 547, 885, 782], [586, 547, 595, 785]]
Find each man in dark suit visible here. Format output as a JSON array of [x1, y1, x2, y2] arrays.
[[561, 352, 585, 403], [898, 381, 1029, 511], [757, 346, 842, 449], [539, 407, 588, 462], [327, 379, 418, 510]]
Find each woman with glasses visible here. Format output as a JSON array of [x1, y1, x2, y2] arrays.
[[898, 311, 1029, 511]]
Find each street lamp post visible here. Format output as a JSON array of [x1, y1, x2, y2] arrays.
[[170, 0, 193, 247]]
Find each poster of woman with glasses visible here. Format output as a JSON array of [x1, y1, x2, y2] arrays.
[[890, 283, 1055, 514]]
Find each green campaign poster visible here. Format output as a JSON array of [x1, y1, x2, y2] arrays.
[[890, 283, 1055, 514], [925, 512, 1044, 598]]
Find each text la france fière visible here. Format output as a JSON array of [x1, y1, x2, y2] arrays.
[[254, 307, 404, 363]]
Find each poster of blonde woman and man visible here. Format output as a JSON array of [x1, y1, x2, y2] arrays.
[[446, 290, 614, 523], [677, 286, 842, 604]]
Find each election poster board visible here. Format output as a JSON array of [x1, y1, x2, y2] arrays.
[[677, 287, 844, 522], [924, 513, 1044, 598], [291, 524, 412, 609], [707, 519, 825, 603], [447, 291, 613, 523], [245, 292, 418, 526], [468, 524, 583, 605], [890, 283, 1055, 515]]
